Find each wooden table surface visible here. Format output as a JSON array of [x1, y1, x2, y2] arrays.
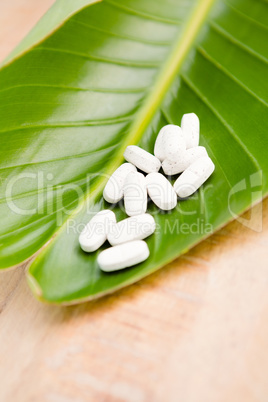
[[0, 2, 268, 401]]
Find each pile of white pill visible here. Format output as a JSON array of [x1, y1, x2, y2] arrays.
[[79, 113, 215, 272]]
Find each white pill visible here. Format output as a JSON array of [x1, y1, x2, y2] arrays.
[[124, 145, 161, 174], [162, 146, 208, 175], [103, 163, 137, 203], [146, 172, 177, 211], [108, 213, 155, 246], [79, 210, 116, 252], [181, 113, 200, 149], [154, 124, 186, 162], [123, 171, 147, 216], [174, 156, 215, 198], [98, 240, 150, 272]]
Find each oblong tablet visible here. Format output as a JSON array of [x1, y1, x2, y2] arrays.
[[154, 124, 186, 162], [181, 113, 200, 149], [103, 163, 137, 203], [146, 172, 177, 210], [124, 171, 147, 216], [108, 213, 155, 246], [162, 146, 207, 175], [98, 240, 150, 272], [79, 210, 116, 252], [174, 156, 215, 198], [124, 145, 161, 174]]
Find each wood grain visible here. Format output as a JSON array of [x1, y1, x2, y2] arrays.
[[0, 2, 268, 401]]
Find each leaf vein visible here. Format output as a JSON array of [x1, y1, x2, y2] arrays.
[[72, 18, 172, 46], [210, 21, 268, 64], [197, 46, 268, 107], [36, 47, 159, 68], [180, 73, 262, 173], [0, 116, 132, 135], [104, 0, 181, 25], [0, 84, 147, 96]]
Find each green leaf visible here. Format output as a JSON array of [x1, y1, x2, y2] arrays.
[[0, 0, 267, 304]]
